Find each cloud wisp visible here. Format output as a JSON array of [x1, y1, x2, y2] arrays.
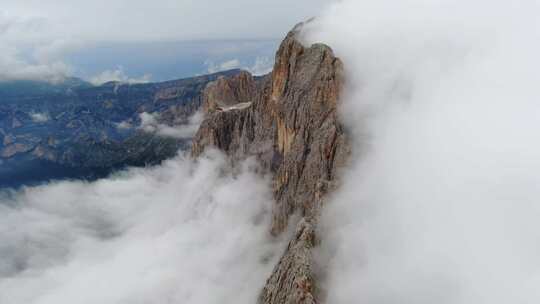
[[0, 151, 285, 304], [29, 112, 50, 123], [304, 1, 540, 303], [205, 59, 242, 74], [90, 66, 151, 85], [138, 111, 204, 139], [204, 56, 274, 76]]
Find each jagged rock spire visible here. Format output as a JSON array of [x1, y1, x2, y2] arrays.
[[192, 21, 350, 304]]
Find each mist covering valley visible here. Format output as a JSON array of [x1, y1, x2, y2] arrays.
[[2, 0, 540, 303]]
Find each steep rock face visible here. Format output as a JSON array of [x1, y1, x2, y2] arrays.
[[192, 73, 274, 161], [258, 219, 319, 304], [192, 23, 350, 304], [202, 71, 257, 113]]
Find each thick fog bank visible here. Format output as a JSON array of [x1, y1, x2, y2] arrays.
[[0, 151, 284, 304], [305, 1, 540, 303]]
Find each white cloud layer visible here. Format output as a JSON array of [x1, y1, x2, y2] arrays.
[[304, 0, 540, 303], [0, 151, 286, 304]]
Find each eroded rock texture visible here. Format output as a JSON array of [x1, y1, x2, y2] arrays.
[[192, 22, 350, 304], [202, 71, 257, 113]]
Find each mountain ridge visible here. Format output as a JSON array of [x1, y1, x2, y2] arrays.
[[0, 69, 243, 188], [191, 22, 349, 304]]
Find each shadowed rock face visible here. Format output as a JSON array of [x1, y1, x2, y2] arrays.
[[192, 22, 350, 304]]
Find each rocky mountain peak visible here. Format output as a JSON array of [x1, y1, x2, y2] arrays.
[[192, 23, 350, 304]]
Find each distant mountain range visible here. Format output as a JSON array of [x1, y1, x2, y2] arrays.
[[0, 70, 241, 188], [64, 40, 278, 81], [0, 78, 93, 98]]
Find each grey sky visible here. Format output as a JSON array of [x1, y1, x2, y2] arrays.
[[0, 0, 333, 82]]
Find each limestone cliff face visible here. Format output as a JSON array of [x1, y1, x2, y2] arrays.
[[192, 22, 350, 304], [202, 71, 257, 113]]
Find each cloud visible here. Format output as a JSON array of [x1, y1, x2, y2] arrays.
[[115, 120, 133, 130], [205, 59, 242, 74], [0, 44, 71, 82], [0, 0, 331, 82], [248, 57, 273, 76], [90, 66, 151, 85], [304, 0, 540, 303], [138, 111, 203, 139], [3, 1, 330, 41], [0, 151, 287, 303], [29, 112, 50, 123], [205, 57, 274, 76], [0, 13, 73, 82]]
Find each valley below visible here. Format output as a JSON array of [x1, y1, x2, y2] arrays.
[[0, 70, 240, 188]]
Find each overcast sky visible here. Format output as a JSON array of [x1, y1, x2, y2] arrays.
[[0, 0, 333, 82]]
